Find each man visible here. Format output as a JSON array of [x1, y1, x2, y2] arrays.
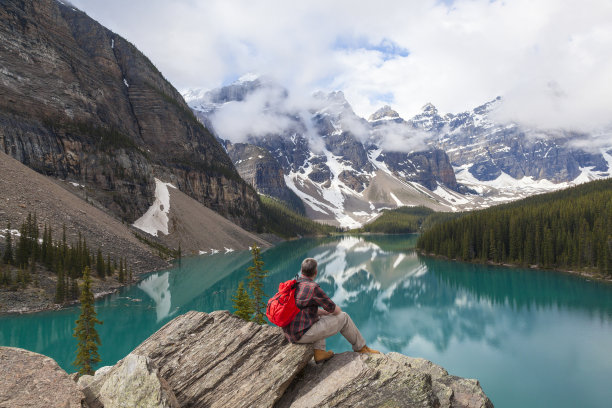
[[283, 257, 380, 363]]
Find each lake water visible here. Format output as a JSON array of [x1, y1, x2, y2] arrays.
[[1, 234, 612, 408]]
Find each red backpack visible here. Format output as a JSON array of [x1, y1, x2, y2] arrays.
[[266, 279, 301, 327]]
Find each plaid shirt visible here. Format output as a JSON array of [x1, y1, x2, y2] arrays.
[[283, 275, 336, 343]]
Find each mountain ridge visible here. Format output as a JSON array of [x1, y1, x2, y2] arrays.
[[184, 77, 612, 228]]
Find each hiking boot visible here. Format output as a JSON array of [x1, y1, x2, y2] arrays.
[[357, 345, 380, 354], [314, 349, 334, 364]]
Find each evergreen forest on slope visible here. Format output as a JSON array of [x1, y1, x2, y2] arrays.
[[355, 206, 460, 234], [258, 195, 339, 238], [416, 179, 612, 274]]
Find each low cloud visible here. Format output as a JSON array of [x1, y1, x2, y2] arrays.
[[209, 87, 293, 143], [372, 121, 430, 153], [72, 0, 612, 143]]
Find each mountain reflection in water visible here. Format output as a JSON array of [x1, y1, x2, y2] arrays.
[[1, 234, 612, 408]]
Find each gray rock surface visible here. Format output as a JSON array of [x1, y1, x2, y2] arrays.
[[81, 354, 179, 408], [276, 352, 493, 408], [131, 310, 313, 408], [0, 346, 85, 408], [0, 313, 494, 408]]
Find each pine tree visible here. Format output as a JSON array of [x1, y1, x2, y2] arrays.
[[96, 249, 105, 279], [118, 258, 125, 283], [55, 260, 65, 304], [106, 254, 112, 277], [605, 236, 612, 276], [246, 244, 268, 325], [15, 220, 29, 267], [3, 222, 14, 265], [232, 281, 254, 321], [73, 267, 103, 376], [70, 276, 79, 301]]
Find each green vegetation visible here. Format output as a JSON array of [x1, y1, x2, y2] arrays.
[[247, 245, 268, 325], [3, 222, 13, 265], [259, 195, 338, 238], [353, 206, 460, 234], [231, 244, 270, 324], [43, 117, 142, 153], [231, 281, 255, 322], [1, 213, 131, 301], [132, 231, 178, 260], [73, 267, 103, 376], [417, 179, 612, 275], [355, 206, 435, 233]]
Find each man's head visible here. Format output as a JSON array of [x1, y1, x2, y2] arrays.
[[301, 258, 318, 278]]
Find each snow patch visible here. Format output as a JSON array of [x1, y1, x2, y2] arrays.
[[133, 179, 177, 237], [389, 192, 403, 207], [123, 78, 129, 87], [433, 183, 470, 205]]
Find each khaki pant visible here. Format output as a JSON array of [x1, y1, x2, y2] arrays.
[[296, 312, 366, 351]]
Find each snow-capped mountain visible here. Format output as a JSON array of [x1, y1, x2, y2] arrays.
[[184, 77, 612, 228]]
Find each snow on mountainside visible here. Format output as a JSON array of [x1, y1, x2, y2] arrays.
[[183, 78, 612, 228]]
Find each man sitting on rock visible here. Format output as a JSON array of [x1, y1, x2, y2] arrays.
[[283, 257, 380, 363]]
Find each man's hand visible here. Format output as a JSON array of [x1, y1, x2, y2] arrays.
[[317, 309, 331, 316], [332, 305, 342, 315]]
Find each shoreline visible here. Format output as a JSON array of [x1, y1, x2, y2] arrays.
[[417, 249, 612, 285], [0, 264, 171, 317]]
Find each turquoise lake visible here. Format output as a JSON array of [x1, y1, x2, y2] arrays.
[[1, 234, 612, 407]]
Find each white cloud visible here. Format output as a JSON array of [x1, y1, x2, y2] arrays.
[[209, 86, 293, 143], [372, 122, 430, 153], [70, 0, 612, 135]]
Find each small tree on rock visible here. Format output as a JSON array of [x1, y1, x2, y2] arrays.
[[73, 267, 103, 376], [247, 244, 268, 325], [232, 280, 254, 322]]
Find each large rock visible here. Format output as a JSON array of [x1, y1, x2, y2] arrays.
[[131, 310, 313, 408], [0, 346, 85, 408], [80, 354, 179, 408], [277, 352, 493, 408]]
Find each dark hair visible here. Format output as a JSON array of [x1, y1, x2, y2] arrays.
[[301, 258, 318, 277]]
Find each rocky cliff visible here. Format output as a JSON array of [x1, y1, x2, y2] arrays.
[[186, 79, 458, 228], [185, 77, 611, 226], [0, 310, 494, 407], [227, 142, 306, 214], [0, 0, 259, 228]]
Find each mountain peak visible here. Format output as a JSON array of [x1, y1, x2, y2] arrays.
[[236, 72, 259, 84], [369, 105, 400, 122], [421, 103, 438, 115]]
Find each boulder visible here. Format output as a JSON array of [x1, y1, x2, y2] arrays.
[[0, 346, 85, 408], [131, 310, 313, 408], [80, 354, 179, 408], [277, 352, 493, 408]]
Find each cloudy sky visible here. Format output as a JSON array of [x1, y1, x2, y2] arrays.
[[70, 0, 612, 133]]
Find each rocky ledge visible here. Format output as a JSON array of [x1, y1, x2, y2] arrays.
[[0, 310, 493, 407]]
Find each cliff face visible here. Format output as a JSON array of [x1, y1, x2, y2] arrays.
[[379, 149, 459, 191], [227, 142, 305, 214], [0, 0, 259, 227]]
